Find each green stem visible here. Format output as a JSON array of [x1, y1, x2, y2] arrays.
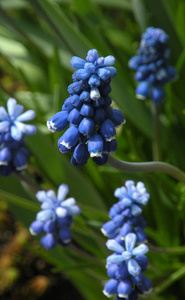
[[107, 155, 185, 183], [151, 101, 160, 161], [15, 172, 40, 192], [153, 265, 185, 295]]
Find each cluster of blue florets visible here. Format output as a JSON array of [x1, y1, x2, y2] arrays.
[[0, 98, 36, 176], [47, 49, 125, 166], [101, 181, 152, 299], [129, 27, 177, 103], [29, 184, 81, 249]]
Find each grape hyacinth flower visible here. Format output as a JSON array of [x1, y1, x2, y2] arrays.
[[0, 98, 36, 141], [30, 184, 81, 249], [0, 98, 36, 176], [103, 233, 152, 299], [47, 49, 125, 166], [129, 27, 177, 103], [101, 181, 150, 244]]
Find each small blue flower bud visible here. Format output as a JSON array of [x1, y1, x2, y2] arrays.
[[93, 107, 105, 122], [107, 264, 118, 279], [136, 82, 150, 100], [101, 220, 117, 236], [84, 62, 96, 73], [88, 134, 103, 157], [135, 255, 148, 272], [151, 86, 165, 102], [68, 81, 82, 95], [88, 74, 100, 87], [79, 91, 91, 103], [73, 143, 89, 164], [80, 103, 94, 117], [138, 275, 153, 294], [113, 214, 124, 227], [86, 49, 98, 63], [40, 233, 57, 249], [62, 98, 73, 113], [71, 56, 86, 69], [70, 95, 83, 108], [67, 108, 82, 125], [100, 119, 116, 141], [97, 68, 110, 80], [120, 223, 132, 238], [128, 259, 141, 277], [104, 55, 115, 66], [58, 126, 79, 149], [57, 215, 73, 227], [29, 220, 44, 235], [105, 67, 117, 78], [115, 265, 129, 280], [128, 56, 141, 70], [103, 279, 119, 297], [47, 111, 69, 132], [36, 209, 54, 222], [117, 280, 132, 298], [75, 68, 91, 80], [13, 149, 27, 171], [43, 219, 56, 233], [0, 147, 11, 165], [79, 117, 95, 136], [59, 227, 72, 244]]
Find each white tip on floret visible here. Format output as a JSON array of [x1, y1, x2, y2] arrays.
[[102, 290, 112, 298], [105, 136, 115, 142], [136, 94, 146, 100], [90, 87, 100, 100], [90, 151, 102, 158]]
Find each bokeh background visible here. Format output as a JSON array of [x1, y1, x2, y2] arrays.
[[0, 0, 185, 299]]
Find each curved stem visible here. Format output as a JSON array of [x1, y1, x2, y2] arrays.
[[107, 156, 185, 183], [151, 101, 160, 161]]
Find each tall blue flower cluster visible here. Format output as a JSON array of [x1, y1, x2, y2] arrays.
[[0, 98, 36, 176], [101, 181, 149, 243], [47, 49, 125, 166], [101, 181, 152, 299], [103, 233, 152, 299], [30, 184, 81, 249], [129, 27, 177, 103]]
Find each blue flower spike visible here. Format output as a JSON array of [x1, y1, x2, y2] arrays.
[[129, 27, 177, 103], [47, 49, 125, 166], [0, 98, 36, 176], [30, 184, 81, 249], [102, 182, 152, 299], [101, 180, 150, 243]]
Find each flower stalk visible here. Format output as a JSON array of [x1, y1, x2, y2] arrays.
[[107, 156, 185, 184]]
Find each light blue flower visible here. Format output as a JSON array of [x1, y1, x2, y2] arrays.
[[30, 184, 81, 249], [0, 98, 36, 141], [114, 180, 150, 216], [106, 233, 148, 277]]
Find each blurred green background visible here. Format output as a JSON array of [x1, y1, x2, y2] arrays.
[[0, 0, 185, 299]]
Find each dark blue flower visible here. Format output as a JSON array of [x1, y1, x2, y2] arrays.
[[129, 27, 177, 103], [47, 49, 125, 166], [30, 184, 81, 249]]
